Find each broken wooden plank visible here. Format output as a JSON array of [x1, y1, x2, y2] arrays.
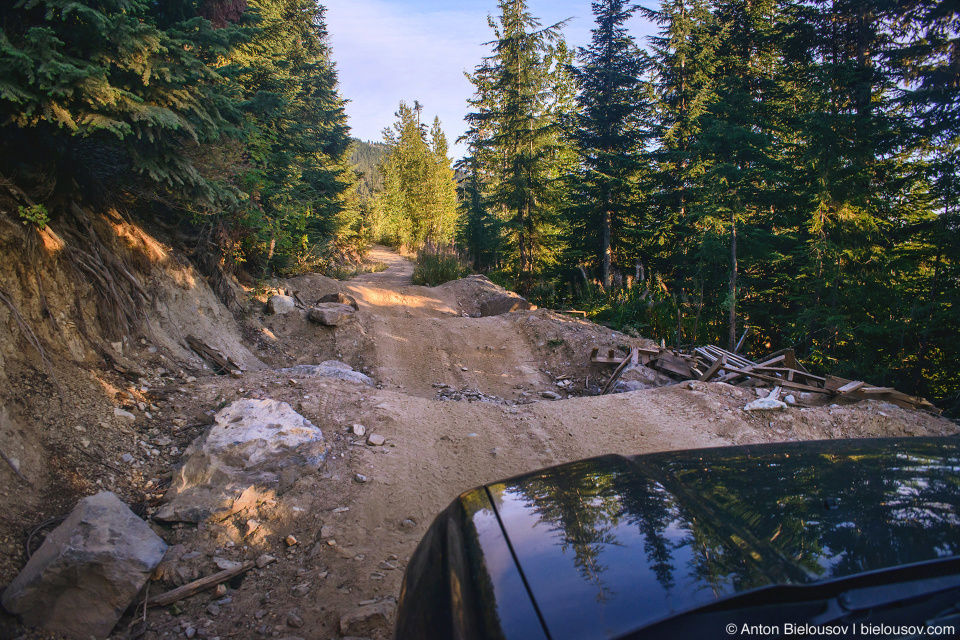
[[853, 386, 895, 394], [718, 354, 786, 384], [699, 356, 727, 382], [601, 356, 633, 395], [555, 309, 588, 317], [147, 561, 255, 607], [720, 365, 832, 394], [655, 351, 695, 378], [837, 380, 866, 394], [186, 335, 242, 375]]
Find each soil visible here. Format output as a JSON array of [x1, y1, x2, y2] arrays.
[[0, 242, 957, 640]]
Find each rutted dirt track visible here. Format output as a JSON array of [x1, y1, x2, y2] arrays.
[[3, 245, 957, 640]]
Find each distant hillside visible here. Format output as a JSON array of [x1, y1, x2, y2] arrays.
[[349, 139, 389, 200]]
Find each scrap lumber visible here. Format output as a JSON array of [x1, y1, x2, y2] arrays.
[[601, 356, 633, 395], [186, 336, 242, 375], [837, 380, 866, 394], [655, 351, 695, 379], [586, 342, 940, 414], [147, 561, 255, 607], [590, 346, 656, 365], [699, 356, 726, 382]]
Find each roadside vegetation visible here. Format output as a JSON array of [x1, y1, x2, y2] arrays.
[[411, 244, 473, 286], [1, 0, 956, 412]]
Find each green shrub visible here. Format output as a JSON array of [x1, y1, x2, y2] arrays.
[[18, 204, 49, 231], [412, 244, 472, 286]]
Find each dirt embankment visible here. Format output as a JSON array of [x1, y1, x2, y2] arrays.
[[1, 241, 956, 640]]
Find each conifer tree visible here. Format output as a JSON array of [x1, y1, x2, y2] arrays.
[[569, 0, 649, 290], [463, 0, 570, 291], [373, 102, 459, 248], [231, 0, 357, 272]]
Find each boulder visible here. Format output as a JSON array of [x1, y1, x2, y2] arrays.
[[266, 295, 298, 315], [1, 492, 167, 639], [279, 362, 374, 387], [155, 399, 326, 523], [317, 292, 359, 310], [308, 303, 357, 326], [478, 294, 536, 317]]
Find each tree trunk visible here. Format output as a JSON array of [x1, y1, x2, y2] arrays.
[[602, 208, 612, 290], [728, 210, 738, 351]]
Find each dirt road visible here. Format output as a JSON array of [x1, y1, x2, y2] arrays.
[[91, 247, 960, 639]]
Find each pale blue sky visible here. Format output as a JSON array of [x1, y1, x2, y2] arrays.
[[324, 0, 658, 158]]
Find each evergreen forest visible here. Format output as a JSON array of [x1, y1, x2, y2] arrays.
[[0, 0, 956, 413]]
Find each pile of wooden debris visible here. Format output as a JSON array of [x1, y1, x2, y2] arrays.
[[591, 344, 940, 414]]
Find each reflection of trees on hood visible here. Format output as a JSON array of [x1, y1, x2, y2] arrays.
[[617, 478, 680, 593], [652, 441, 960, 588], [513, 462, 623, 602]]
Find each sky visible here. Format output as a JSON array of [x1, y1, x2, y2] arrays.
[[324, 0, 658, 159]]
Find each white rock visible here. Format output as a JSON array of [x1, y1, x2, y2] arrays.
[[154, 399, 327, 523], [744, 397, 788, 411], [366, 434, 385, 446], [266, 295, 297, 315], [784, 395, 797, 405], [350, 423, 366, 437]]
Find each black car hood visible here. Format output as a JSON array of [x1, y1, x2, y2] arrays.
[[486, 437, 960, 640]]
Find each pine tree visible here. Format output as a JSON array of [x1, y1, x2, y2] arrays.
[[373, 102, 459, 248], [642, 0, 720, 290], [0, 0, 245, 208], [463, 0, 570, 291], [230, 0, 357, 273], [569, 0, 649, 290]]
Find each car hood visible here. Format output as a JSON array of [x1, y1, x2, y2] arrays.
[[486, 437, 960, 640]]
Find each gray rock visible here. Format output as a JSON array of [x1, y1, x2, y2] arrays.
[[317, 292, 359, 310], [114, 407, 136, 422], [287, 612, 304, 628], [266, 295, 297, 315], [366, 434, 385, 446], [540, 391, 562, 400], [339, 602, 396, 638], [1, 492, 167, 639], [355, 474, 369, 483], [206, 603, 220, 616], [307, 303, 357, 327], [479, 295, 535, 317], [278, 363, 373, 387], [121, 453, 134, 464], [154, 399, 326, 523], [256, 554, 276, 569]]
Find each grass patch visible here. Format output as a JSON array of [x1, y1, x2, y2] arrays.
[[412, 244, 472, 286]]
